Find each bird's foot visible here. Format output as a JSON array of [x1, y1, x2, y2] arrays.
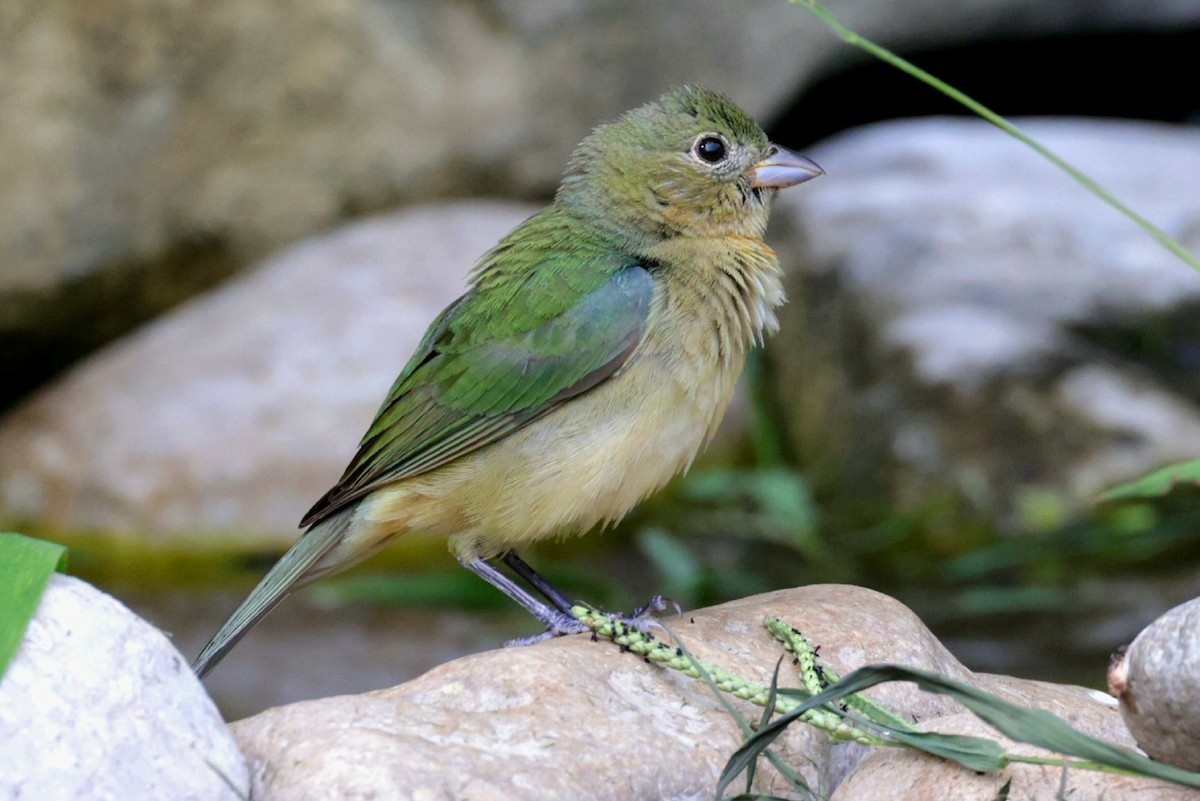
[[594, 594, 681, 637], [502, 595, 682, 647], [503, 609, 590, 647]]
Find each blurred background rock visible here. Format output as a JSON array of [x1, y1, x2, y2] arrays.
[[1, 0, 1197, 715]]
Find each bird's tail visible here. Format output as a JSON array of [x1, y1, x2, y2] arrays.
[[192, 507, 355, 678]]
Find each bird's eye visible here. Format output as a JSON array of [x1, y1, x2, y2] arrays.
[[694, 136, 728, 164]]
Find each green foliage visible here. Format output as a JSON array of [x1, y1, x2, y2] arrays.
[[681, 469, 820, 553], [0, 532, 67, 680], [636, 527, 705, 605], [1101, 460, 1200, 501], [722, 663, 1200, 793]]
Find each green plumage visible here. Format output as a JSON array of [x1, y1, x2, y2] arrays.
[[301, 209, 655, 525]]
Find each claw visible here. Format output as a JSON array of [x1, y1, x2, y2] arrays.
[[629, 594, 682, 620]]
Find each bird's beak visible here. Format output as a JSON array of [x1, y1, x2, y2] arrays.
[[747, 145, 824, 189]]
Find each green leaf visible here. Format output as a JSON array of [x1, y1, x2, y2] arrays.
[[664, 632, 813, 801], [728, 664, 1200, 790], [770, 686, 1006, 772], [1101, 460, 1200, 501], [870, 726, 1007, 772], [0, 533, 68, 680]]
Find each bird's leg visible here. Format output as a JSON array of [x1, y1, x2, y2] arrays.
[[501, 550, 679, 623], [500, 550, 576, 614], [458, 555, 588, 641], [498, 551, 683, 638], [460, 552, 680, 647]]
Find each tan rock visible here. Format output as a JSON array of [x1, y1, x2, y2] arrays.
[[1110, 596, 1200, 771], [772, 119, 1200, 532], [231, 585, 1151, 800], [0, 203, 531, 541]]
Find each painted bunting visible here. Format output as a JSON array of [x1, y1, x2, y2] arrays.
[[193, 85, 822, 678]]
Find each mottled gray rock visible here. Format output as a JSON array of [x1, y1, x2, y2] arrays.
[[0, 573, 248, 800], [0, 203, 531, 542], [231, 584, 1142, 801], [1110, 595, 1200, 771], [4, 0, 1196, 404], [772, 117, 1200, 530]]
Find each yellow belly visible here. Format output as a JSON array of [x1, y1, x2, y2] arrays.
[[353, 320, 739, 561]]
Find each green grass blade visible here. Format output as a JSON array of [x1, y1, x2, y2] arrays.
[[668, 634, 813, 801], [762, 665, 1200, 788], [788, 0, 1200, 275], [0, 532, 68, 680], [1100, 459, 1200, 501]]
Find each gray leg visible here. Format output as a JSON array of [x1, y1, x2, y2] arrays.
[[458, 555, 588, 638], [500, 550, 576, 614]]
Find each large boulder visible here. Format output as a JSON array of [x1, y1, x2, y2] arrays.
[[0, 203, 532, 542], [0, 573, 248, 800], [230, 584, 1153, 800], [4, 0, 1196, 405], [770, 117, 1200, 532]]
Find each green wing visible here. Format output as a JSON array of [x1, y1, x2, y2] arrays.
[[300, 238, 655, 527]]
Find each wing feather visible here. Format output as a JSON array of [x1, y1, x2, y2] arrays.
[[300, 231, 655, 527]]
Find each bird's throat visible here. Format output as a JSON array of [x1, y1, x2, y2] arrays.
[[643, 235, 784, 369]]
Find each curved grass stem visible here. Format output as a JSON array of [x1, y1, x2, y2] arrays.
[[788, 0, 1200, 275]]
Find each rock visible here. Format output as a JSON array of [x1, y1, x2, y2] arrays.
[[1109, 596, 1200, 771], [0, 573, 248, 800], [4, 0, 1196, 406], [771, 117, 1200, 531], [0, 203, 532, 542], [230, 584, 1142, 800]]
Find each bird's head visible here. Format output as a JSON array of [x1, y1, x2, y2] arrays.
[[556, 85, 822, 253]]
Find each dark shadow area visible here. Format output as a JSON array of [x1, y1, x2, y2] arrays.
[[769, 28, 1200, 148]]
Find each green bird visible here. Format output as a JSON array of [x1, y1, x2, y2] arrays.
[[193, 85, 822, 678]]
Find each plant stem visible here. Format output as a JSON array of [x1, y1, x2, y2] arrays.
[[788, 0, 1200, 275]]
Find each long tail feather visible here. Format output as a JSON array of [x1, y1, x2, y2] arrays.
[[192, 508, 355, 678]]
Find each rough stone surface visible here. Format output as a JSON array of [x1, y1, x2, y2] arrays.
[[231, 585, 1141, 800], [4, 0, 1196, 405], [1111, 595, 1200, 771], [771, 118, 1200, 530], [0, 203, 530, 542], [0, 573, 248, 800]]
